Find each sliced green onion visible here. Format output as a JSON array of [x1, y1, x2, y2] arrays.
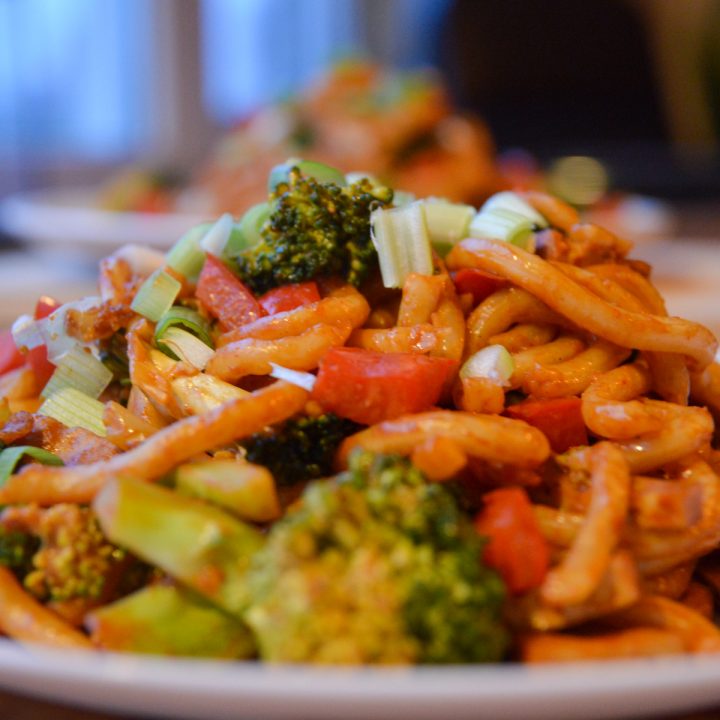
[[199, 213, 235, 256], [223, 202, 271, 258], [268, 363, 316, 392], [39, 388, 107, 437], [371, 202, 434, 289], [155, 306, 213, 348], [171, 374, 248, 415], [469, 208, 536, 252], [481, 191, 549, 228], [422, 199, 475, 257], [41, 345, 113, 400], [156, 327, 214, 370], [0, 446, 63, 487], [131, 269, 181, 323], [166, 224, 210, 281], [460, 345, 515, 386], [268, 159, 346, 192], [12, 314, 44, 352]]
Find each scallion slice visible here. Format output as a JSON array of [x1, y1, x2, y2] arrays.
[[41, 345, 113, 399], [156, 327, 214, 370], [41, 297, 103, 363], [200, 213, 235, 256], [131, 269, 181, 323], [460, 345, 515, 386], [166, 224, 210, 281], [371, 202, 434, 289], [268, 159, 346, 192], [155, 306, 213, 348], [268, 363, 316, 392], [468, 208, 536, 252], [392, 190, 417, 207], [422, 199, 475, 257], [11, 314, 44, 352], [480, 191, 549, 228], [223, 202, 271, 259], [39, 388, 107, 437], [0, 446, 63, 487]]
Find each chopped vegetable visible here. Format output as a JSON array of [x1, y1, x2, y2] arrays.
[[0, 330, 25, 377], [258, 281, 320, 315], [196, 254, 265, 330], [39, 387, 107, 437], [469, 208, 536, 252], [130, 269, 181, 323], [41, 345, 113, 399], [199, 213, 235, 256], [165, 225, 209, 281], [312, 347, 457, 425], [0, 446, 63, 488], [460, 345, 514, 386], [422, 199, 475, 257], [451, 268, 507, 305], [155, 306, 213, 348], [475, 487, 549, 595], [480, 191, 549, 228], [505, 396, 589, 453], [155, 328, 214, 370]]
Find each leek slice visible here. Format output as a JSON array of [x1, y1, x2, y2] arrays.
[[41, 345, 113, 400], [460, 345, 515, 386], [11, 314, 44, 352], [481, 192, 549, 228], [156, 328, 214, 370], [0, 446, 63, 487], [131, 269, 181, 322], [200, 213, 235, 256], [371, 202, 434, 289], [171, 374, 248, 416], [155, 306, 213, 348], [39, 387, 107, 437], [268, 159, 346, 192], [422, 199, 475, 257], [224, 202, 271, 258], [166, 225, 210, 281], [468, 208, 536, 252]]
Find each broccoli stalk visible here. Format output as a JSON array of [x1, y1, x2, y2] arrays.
[[232, 168, 393, 294], [241, 413, 361, 487], [244, 451, 508, 664]]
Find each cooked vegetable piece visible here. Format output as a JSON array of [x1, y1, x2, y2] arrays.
[[451, 268, 506, 305], [94, 476, 264, 614], [258, 281, 321, 315], [241, 413, 360, 487], [0, 446, 63, 487], [131, 269, 181, 322], [505, 397, 588, 453], [312, 347, 457, 425], [87, 584, 256, 658], [175, 459, 280, 522], [196, 254, 265, 330], [25, 296, 61, 388], [0, 331, 25, 377], [474, 487, 549, 595], [244, 451, 507, 663]]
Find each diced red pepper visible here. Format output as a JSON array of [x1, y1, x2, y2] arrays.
[[258, 281, 321, 315], [450, 268, 507, 306], [312, 347, 457, 425], [196, 254, 265, 330], [475, 487, 549, 595], [505, 396, 588, 453], [0, 331, 25, 376], [26, 296, 62, 387]]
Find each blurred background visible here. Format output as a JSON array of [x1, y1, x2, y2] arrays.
[[0, 0, 719, 319]]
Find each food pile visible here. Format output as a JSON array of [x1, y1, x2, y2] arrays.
[[1, 159, 720, 664]]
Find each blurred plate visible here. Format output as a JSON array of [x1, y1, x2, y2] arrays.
[[0, 188, 208, 255], [3, 641, 720, 720]]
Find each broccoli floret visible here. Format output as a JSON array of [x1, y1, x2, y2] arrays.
[[244, 451, 508, 664], [241, 413, 361, 487], [232, 168, 393, 294], [0, 527, 40, 579], [22, 504, 147, 604]]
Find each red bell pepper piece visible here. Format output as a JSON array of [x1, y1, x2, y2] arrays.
[[312, 347, 457, 425], [505, 396, 588, 453], [450, 268, 506, 305], [475, 487, 549, 595], [196, 254, 265, 330], [0, 331, 25, 376], [258, 281, 321, 315], [26, 296, 62, 388]]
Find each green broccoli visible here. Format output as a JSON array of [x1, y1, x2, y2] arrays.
[[21, 504, 147, 604], [241, 413, 361, 487], [0, 527, 40, 579], [232, 168, 393, 294], [244, 451, 508, 664]]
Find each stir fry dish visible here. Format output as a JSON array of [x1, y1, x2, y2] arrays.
[[101, 61, 503, 215], [2, 160, 720, 665]]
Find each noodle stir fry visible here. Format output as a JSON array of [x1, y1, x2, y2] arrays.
[[1, 163, 720, 664]]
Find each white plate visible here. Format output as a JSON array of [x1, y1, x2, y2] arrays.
[[0, 188, 209, 255], [3, 641, 720, 720]]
